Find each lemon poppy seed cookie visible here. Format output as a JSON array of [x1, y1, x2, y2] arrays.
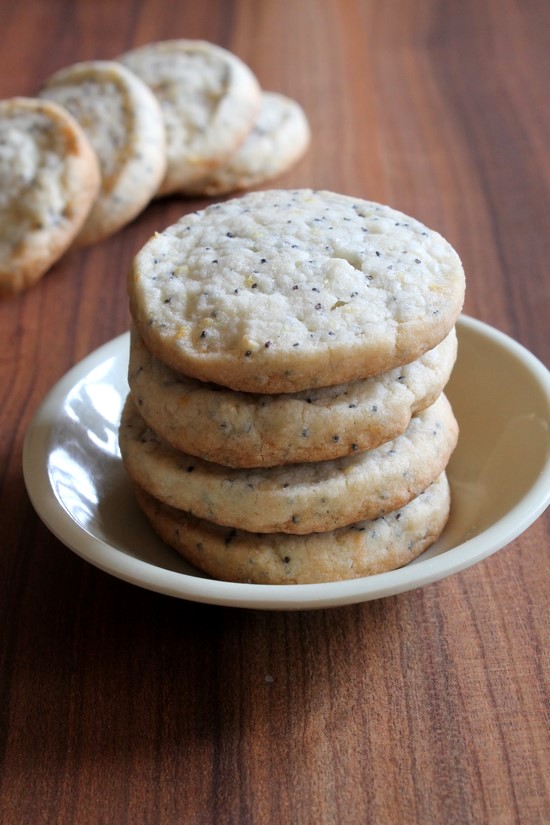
[[185, 91, 311, 197], [0, 97, 100, 298], [119, 393, 458, 534], [129, 325, 457, 467], [129, 190, 465, 393], [135, 472, 451, 584], [40, 60, 166, 245], [118, 40, 261, 195]]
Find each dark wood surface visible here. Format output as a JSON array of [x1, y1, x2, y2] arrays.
[[1, 1, 549, 823]]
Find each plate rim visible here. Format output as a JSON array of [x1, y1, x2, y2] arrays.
[[22, 315, 550, 609]]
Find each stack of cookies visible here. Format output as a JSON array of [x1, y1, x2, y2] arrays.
[[119, 189, 465, 584]]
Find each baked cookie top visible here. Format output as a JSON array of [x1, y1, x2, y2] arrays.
[[129, 189, 466, 392], [118, 39, 261, 195], [185, 91, 311, 197], [135, 472, 450, 584], [40, 60, 166, 245], [128, 325, 457, 467], [0, 97, 100, 298], [119, 392, 458, 534]]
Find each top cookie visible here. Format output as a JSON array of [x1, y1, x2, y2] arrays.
[[118, 40, 261, 196], [40, 60, 166, 245], [0, 97, 100, 299], [129, 189, 465, 393]]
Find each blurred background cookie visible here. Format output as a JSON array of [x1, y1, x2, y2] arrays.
[[134, 472, 451, 584], [0, 96, 100, 298], [118, 39, 261, 195], [185, 91, 310, 197], [40, 60, 166, 245]]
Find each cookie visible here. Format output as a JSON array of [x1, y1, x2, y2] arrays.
[[128, 325, 457, 467], [135, 472, 450, 584], [118, 392, 458, 534], [128, 189, 465, 393], [118, 39, 261, 196], [0, 97, 100, 298], [40, 60, 166, 245], [184, 91, 310, 197]]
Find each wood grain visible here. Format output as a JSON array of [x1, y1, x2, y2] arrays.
[[0, 1, 549, 823]]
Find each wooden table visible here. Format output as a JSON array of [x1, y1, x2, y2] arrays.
[[1, 1, 549, 822]]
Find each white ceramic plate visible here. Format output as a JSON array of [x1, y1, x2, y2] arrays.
[[23, 315, 550, 610]]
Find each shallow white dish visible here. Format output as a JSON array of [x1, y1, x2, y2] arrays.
[[23, 315, 550, 610]]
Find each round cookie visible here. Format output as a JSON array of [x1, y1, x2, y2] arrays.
[[129, 189, 466, 393], [185, 91, 311, 197], [118, 39, 261, 195], [128, 326, 457, 467], [118, 392, 458, 534], [0, 97, 100, 298], [40, 60, 166, 245], [134, 472, 451, 584]]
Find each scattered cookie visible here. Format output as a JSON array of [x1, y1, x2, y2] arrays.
[[135, 472, 451, 584], [40, 60, 166, 245], [184, 91, 310, 197], [0, 97, 100, 299], [128, 325, 457, 467], [129, 189, 466, 393], [118, 39, 261, 195], [118, 392, 458, 534]]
